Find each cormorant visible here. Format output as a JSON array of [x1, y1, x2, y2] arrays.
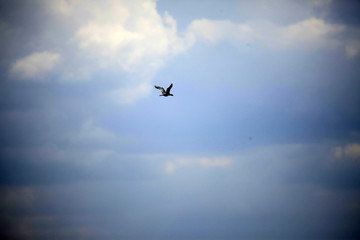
[[155, 83, 173, 97]]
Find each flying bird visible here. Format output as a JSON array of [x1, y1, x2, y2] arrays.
[[154, 83, 173, 97]]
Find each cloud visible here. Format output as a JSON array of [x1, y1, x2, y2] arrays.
[[187, 19, 252, 44], [6, 0, 193, 94], [67, 0, 192, 74], [187, 17, 347, 51], [332, 143, 360, 163], [1, 142, 359, 238], [7, 0, 360, 105], [164, 156, 232, 175], [68, 118, 119, 146], [48, 0, 72, 15], [10, 51, 61, 80], [38, 0, 194, 102], [280, 17, 344, 48], [346, 40, 360, 58], [345, 143, 360, 158]]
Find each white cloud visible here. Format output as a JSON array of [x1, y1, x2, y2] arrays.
[[164, 156, 232, 175], [6, 0, 192, 86], [10, 0, 359, 104], [187, 17, 345, 51], [74, 22, 142, 56], [280, 18, 344, 49], [187, 19, 252, 44], [69, 0, 191, 74], [10, 51, 61, 80], [40, 0, 194, 102]]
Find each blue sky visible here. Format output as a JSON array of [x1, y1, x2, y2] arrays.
[[1, 0, 360, 239]]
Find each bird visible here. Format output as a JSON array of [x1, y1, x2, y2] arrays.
[[154, 83, 173, 97]]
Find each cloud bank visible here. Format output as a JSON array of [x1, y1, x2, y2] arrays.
[[188, 17, 347, 51], [7, 0, 359, 103]]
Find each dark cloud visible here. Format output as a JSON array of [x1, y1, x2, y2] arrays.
[[282, 146, 360, 190], [1, 146, 359, 240], [0, 156, 87, 186], [326, 0, 360, 26]]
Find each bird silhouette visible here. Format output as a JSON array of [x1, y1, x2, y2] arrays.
[[154, 83, 173, 97]]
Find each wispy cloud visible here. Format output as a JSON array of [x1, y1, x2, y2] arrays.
[[280, 17, 344, 48], [187, 19, 252, 44], [108, 82, 152, 104], [164, 156, 232, 175], [10, 51, 61, 80], [70, 119, 118, 144], [187, 17, 349, 52], [345, 40, 360, 58]]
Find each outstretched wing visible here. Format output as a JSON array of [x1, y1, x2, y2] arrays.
[[154, 85, 166, 95], [165, 84, 173, 94]]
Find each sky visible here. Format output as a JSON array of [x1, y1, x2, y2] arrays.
[[0, 0, 360, 239]]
